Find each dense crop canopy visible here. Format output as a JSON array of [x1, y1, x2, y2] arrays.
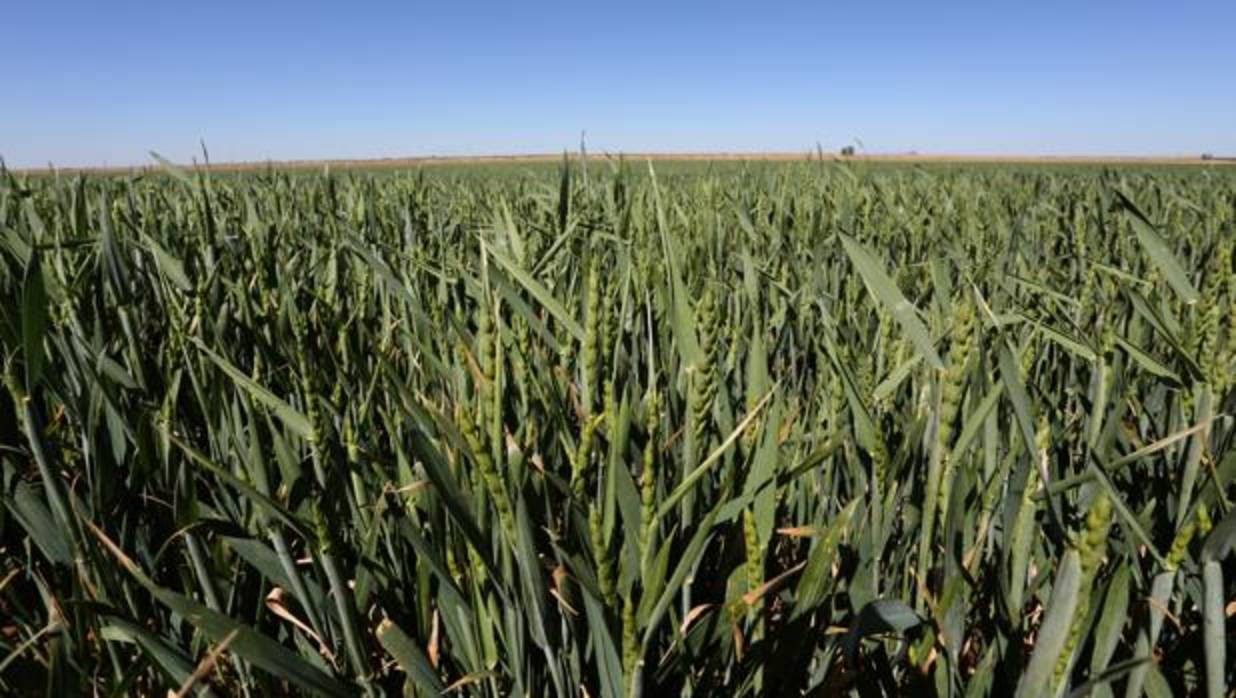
[[0, 158, 1234, 696]]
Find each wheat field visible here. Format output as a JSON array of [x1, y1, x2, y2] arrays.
[[1, 157, 1233, 696]]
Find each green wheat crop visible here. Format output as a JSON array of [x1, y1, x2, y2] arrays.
[[0, 156, 1233, 696]]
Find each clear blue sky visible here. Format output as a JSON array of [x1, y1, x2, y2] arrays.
[[4, 1, 1234, 167]]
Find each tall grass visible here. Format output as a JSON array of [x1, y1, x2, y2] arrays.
[[0, 157, 1233, 696]]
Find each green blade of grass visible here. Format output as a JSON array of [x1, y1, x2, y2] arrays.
[[840, 233, 943, 370]]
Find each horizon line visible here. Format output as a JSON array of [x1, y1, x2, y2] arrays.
[[8, 149, 1235, 174]]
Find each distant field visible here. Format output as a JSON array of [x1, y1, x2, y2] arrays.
[[12, 150, 1236, 175]]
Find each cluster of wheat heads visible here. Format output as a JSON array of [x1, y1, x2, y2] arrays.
[[0, 158, 1233, 696]]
